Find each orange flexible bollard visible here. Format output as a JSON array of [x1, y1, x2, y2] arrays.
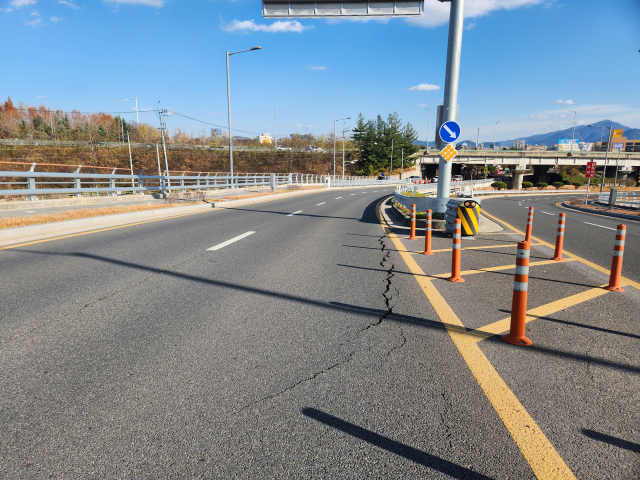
[[447, 218, 464, 282], [551, 212, 566, 261], [409, 204, 417, 240], [605, 224, 626, 292], [503, 241, 532, 346], [524, 206, 534, 242], [422, 209, 434, 255]]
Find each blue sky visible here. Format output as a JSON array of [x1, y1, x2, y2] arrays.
[[1, 0, 639, 143]]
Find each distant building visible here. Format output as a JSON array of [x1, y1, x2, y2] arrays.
[[557, 139, 580, 152], [599, 133, 640, 153], [257, 133, 272, 144], [513, 139, 526, 150], [578, 142, 594, 151]]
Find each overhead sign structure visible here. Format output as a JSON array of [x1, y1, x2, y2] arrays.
[[439, 121, 461, 144], [262, 0, 424, 17], [440, 144, 458, 163], [585, 161, 596, 178]]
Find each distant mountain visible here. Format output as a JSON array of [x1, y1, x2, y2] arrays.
[[415, 120, 640, 148], [500, 120, 639, 147]]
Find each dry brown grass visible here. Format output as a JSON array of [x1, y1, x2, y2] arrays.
[[0, 202, 201, 229]]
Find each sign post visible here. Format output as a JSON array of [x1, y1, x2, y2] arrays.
[[585, 161, 596, 205]]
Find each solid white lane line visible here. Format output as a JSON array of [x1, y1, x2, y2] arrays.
[[584, 222, 616, 231], [288, 210, 303, 216], [350, 194, 356, 196], [316, 202, 326, 206], [26, 210, 36, 213], [207, 231, 255, 251], [335, 197, 342, 199], [541, 211, 555, 215]]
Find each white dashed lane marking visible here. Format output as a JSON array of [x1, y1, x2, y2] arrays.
[[335, 197, 342, 199], [584, 222, 616, 231], [287, 210, 303, 216], [207, 231, 255, 251], [316, 202, 326, 206]]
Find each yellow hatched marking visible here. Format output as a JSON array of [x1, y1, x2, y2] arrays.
[[410, 243, 543, 254], [471, 285, 611, 339], [481, 209, 640, 292], [377, 201, 577, 480], [430, 258, 576, 279]]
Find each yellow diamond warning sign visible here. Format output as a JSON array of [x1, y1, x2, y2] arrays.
[[440, 144, 458, 162]]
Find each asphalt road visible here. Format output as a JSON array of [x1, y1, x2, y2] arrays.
[[480, 194, 640, 284], [0, 189, 636, 478]]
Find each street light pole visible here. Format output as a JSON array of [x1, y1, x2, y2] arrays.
[[494, 120, 500, 151], [342, 123, 346, 176], [334, 116, 351, 176], [226, 46, 261, 188], [132, 96, 139, 124], [588, 124, 613, 193], [476, 127, 479, 150], [426, 108, 430, 154], [568, 109, 577, 151], [435, 0, 465, 212], [120, 98, 127, 144], [275, 104, 278, 148]]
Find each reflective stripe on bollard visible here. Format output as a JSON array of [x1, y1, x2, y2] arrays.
[[447, 218, 464, 282], [524, 206, 534, 242], [551, 212, 566, 261], [605, 224, 626, 292], [503, 241, 532, 346], [422, 209, 434, 255], [409, 203, 417, 240]]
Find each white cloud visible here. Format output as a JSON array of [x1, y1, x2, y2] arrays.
[[223, 19, 313, 33], [50, 16, 61, 21], [0, 7, 14, 12], [406, 0, 549, 28], [25, 17, 41, 25], [307, 65, 326, 70], [555, 99, 574, 105], [418, 104, 429, 107], [105, 0, 164, 7], [408, 83, 440, 91], [30, 10, 39, 15], [36, 95, 45, 98], [58, 0, 79, 8], [10, 0, 35, 7]]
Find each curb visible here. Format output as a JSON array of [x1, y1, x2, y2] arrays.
[[560, 202, 640, 223]]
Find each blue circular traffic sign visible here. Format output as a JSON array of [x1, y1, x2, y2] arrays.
[[439, 121, 461, 144]]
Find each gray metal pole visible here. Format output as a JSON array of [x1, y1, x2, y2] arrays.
[[600, 127, 612, 193], [333, 119, 336, 177], [275, 104, 278, 148], [435, 0, 465, 212], [494, 120, 500, 151], [339, 127, 344, 177], [226, 51, 234, 188], [426, 108, 430, 153], [389, 138, 394, 177], [127, 131, 134, 189], [614, 147, 621, 186], [476, 128, 479, 150], [585, 178, 590, 206], [132, 96, 139, 124], [401, 148, 404, 179]]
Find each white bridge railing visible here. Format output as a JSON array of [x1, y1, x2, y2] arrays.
[[0, 165, 412, 201]]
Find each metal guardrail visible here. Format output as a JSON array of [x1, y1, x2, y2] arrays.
[[0, 165, 409, 201], [596, 192, 640, 209], [395, 179, 494, 196]]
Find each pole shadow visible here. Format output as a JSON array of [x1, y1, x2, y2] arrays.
[[301, 408, 495, 479], [582, 429, 640, 453]]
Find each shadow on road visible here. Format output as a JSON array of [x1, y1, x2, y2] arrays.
[[301, 407, 495, 479], [582, 429, 640, 453]]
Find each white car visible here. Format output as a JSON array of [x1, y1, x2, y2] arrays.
[[305, 146, 324, 153], [431, 176, 438, 183], [452, 175, 464, 182]]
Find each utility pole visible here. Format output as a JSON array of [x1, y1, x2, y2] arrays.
[[389, 138, 394, 178], [158, 102, 170, 191], [275, 104, 278, 148], [401, 148, 404, 179], [476, 128, 479, 150], [132, 96, 140, 124], [127, 131, 135, 190], [435, 0, 465, 213], [342, 123, 346, 176], [120, 98, 127, 144]]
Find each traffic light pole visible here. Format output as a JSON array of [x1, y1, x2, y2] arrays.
[[435, 0, 465, 213]]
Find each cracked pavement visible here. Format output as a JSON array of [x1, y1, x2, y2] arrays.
[[3, 189, 632, 478]]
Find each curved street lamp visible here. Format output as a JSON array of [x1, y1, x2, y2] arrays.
[[588, 124, 613, 192], [226, 46, 261, 187], [334, 117, 351, 176]]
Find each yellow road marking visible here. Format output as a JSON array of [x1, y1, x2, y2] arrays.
[[416, 243, 543, 254], [481, 210, 640, 292], [377, 201, 576, 480], [0, 210, 212, 251], [472, 285, 611, 339], [430, 258, 576, 279]]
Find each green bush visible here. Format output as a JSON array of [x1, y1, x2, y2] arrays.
[[563, 180, 572, 186], [552, 182, 565, 190], [572, 181, 583, 189], [521, 182, 534, 189], [491, 181, 508, 190], [536, 182, 548, 190]]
